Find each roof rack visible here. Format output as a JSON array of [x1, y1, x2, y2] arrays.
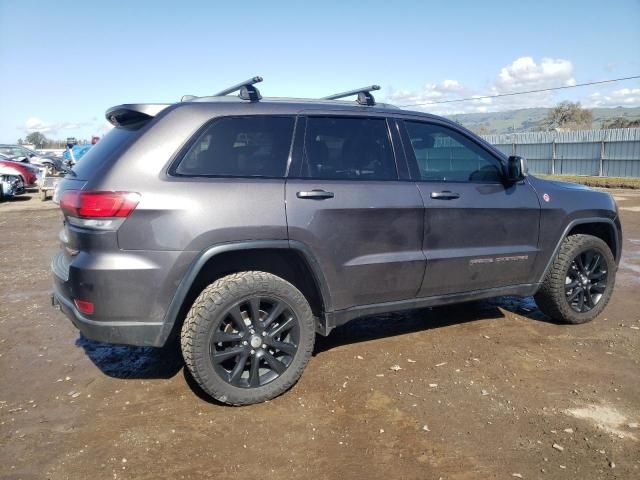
[[181, 76, 263, 103], [214, 76, 263, 102], [322, 85, 380, 106]]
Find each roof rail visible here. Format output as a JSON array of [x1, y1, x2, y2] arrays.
[[322, 85, 380, 106], [213, 76, 263, 102]]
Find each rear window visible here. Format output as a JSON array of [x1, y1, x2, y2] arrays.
[[174, 116, 295, 178], [71, 127, 140, 180]]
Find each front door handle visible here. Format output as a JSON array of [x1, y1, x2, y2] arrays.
[[296, 190, 335, 200], [430, 191, 460, 200]]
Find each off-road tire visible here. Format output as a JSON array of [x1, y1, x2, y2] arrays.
[[534, 234, 616, 324], [181, 271, 315, 405]]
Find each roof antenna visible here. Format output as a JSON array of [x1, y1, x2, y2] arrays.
[[213, 76, 263, 102], [323, 85, 380, 106]]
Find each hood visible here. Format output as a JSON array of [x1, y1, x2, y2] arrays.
[[540, 178, 595, 191]]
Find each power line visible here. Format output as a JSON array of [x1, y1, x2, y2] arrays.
[[397, 75, 640, 107]]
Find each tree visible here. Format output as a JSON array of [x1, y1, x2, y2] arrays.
[[542, 101, 593, 131], [25, 131, 48, 148], [601, 117, 640, 129], [16, 138, 24, 145], [473, 123, 491, 135]]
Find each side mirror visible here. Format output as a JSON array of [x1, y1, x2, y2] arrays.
[[506, 155, 527, 182]]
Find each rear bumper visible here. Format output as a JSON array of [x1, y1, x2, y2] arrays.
[[51, 289, 167, 346], [51, 249, 189, 347]]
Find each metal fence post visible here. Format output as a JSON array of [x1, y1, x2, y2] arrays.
[[551, 139, 556, 175], [599, 140, 605, 177]]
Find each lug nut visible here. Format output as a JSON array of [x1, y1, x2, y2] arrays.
[[250, 349, 255, 355], [262, 344, 267, 349], [242, 341, 248, 346], [250, 329, 255, 335], [262, 331, 267, 337]]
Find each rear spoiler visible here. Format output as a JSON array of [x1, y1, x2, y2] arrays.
[[105, 104, 171, 128]]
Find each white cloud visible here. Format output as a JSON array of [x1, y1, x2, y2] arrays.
[[586, 88, 640, 108], [20, 117, 105, 137], [385, 56, 577, 114], [495, 57, 575, 91], [387, 79, 467, 105], [24, 117, 54, 133]]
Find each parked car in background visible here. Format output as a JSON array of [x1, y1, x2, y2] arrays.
[[0, 144, 66, 172], [0, 159, 40, 186], [0, 172, 25, 201]]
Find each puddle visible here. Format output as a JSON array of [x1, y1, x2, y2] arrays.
[[565, 404, 637, 441]]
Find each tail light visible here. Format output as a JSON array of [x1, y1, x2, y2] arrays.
[[60, 191, 140, 230]]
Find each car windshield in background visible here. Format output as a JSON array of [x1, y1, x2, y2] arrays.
[[0, 146, 30, 157]]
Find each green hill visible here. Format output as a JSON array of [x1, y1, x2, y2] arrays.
[[447, 107, 640, 134]]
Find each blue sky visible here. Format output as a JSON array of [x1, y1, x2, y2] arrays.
[[1, 0, 639, 142]]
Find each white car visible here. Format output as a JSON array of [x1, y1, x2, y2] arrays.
[[0, 144, 64, 170]]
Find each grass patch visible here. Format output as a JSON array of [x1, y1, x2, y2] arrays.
[[538, 174, 640, 190]]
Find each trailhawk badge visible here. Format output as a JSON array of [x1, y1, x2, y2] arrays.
[[542, 193, 551, 202]]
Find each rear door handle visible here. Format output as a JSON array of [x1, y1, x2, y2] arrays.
[[296, 190, 335, 200], [430, 191, 460, 200]]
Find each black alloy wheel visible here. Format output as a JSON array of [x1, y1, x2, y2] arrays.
[[209, 296, 300, 388], [565, 249, 608, 313]]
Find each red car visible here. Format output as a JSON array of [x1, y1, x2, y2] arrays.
[[0, 159, 40, 186]]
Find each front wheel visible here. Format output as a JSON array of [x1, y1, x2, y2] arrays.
[[181, 271, 315, 405], [534, 234, 616, 324]]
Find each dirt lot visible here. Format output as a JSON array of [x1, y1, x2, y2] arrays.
[[1, 190, 639, 480]]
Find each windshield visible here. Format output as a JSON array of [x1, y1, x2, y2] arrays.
[[0, 146, 35, 157]]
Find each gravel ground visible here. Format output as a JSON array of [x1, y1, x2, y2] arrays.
[[1, 190, 639, 480]]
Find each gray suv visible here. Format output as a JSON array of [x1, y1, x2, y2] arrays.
[[52, 78, 621, 405]]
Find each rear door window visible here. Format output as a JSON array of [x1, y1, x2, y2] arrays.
[[300, 117, 397, 180], [175, 116, 295, 178]]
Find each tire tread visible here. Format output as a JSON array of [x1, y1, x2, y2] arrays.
[[534, 234, 615, 324], [181, 271, 315, 406]]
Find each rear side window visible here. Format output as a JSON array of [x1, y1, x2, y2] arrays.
[[175, 116, 295, 178], [301, 117, 397, 180], [404, 121, 502, 182]]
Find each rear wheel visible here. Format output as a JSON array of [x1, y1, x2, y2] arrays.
[[181, 271, 315, 405], [534, 234, 616, 324]]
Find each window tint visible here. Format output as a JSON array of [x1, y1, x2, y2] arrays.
[[175, 116, 295, 177], [70, 127, 140, 180], [405, 121, 502, 182], [302, 117, 397, 180]]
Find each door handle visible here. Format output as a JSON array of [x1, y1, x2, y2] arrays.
[[296, 190, 335, 200], [430, 191, 460, 200]]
